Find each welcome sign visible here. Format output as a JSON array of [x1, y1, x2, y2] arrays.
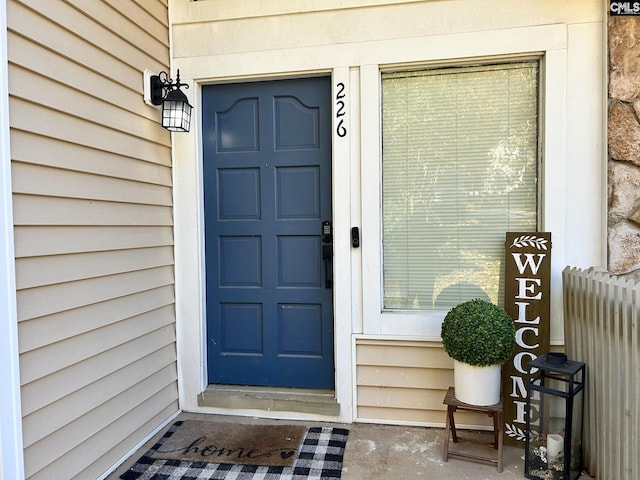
[[502, 232, 551, 447]]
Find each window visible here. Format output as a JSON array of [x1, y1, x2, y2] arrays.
[[382, 61, 539, 311]]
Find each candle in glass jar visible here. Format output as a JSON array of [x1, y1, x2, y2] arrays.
[[547, 433, 563, 460]]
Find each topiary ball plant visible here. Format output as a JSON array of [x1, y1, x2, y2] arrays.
[[440, 298, 516, 367]]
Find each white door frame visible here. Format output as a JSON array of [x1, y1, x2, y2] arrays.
[[173, 68, 354, 422]]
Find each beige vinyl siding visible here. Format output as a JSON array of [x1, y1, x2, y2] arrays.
[[356, 339, 494, 428], [7, 0, 177, 478]]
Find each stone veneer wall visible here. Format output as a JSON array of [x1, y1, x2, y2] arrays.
[[608, 15, 640, 275]]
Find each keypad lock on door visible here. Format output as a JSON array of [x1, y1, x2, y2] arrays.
[[322, 221, 332, 288], [322, 220, 332, 244]]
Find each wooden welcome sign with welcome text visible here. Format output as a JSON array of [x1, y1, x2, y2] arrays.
[[502, 232, 551, 447]]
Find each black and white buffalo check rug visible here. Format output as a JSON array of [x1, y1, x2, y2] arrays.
[[120, 421, 350, 480]]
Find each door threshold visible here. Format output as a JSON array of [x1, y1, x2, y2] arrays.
[[198, 385, 340, 416]]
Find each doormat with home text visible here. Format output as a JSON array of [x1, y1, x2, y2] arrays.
[[120, 420, 349, 480], [152, 420, 306, 467]]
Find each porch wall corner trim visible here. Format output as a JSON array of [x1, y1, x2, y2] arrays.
[[0, 0, 25, 477]]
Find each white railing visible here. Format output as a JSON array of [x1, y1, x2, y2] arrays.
[[563, 266, 640, 480]]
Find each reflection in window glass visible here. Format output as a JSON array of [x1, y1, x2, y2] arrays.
[[382, 62, 539, 310]]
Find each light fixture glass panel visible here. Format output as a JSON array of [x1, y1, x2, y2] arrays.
[[162, 98, 192, 132]]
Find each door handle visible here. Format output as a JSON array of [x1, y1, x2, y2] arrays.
[[322, 245, 333, 288], [321, 221, 333, 288]]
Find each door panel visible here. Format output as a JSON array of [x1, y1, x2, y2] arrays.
[[202, 77, 333, 389]]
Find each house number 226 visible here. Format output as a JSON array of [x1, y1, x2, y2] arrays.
[[335, 82, 347, 138]]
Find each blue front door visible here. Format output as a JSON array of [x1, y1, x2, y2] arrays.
[[202, 77, 334, 389]]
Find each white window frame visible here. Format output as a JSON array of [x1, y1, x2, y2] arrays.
[[361, 25, 572, 339]]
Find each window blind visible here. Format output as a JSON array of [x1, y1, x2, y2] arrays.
[[382, 62, 539, 310]]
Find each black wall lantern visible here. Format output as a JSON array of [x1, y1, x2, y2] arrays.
[[146, 69, 192, 132]]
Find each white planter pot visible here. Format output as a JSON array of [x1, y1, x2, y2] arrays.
[[454, 360, 502, 406]]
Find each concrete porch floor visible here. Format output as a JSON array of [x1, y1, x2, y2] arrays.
[[106, 413, 592, 479]]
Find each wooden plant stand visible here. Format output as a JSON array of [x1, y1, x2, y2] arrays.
[[442, 386, 504, 473]]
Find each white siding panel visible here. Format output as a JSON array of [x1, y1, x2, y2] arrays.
[[12, 163, 173, 207], [357, 406, 491, 426], [172, 0, 427, 23], [358, 385, 446, 410], [75, 402, 178, 480], [8, 1, 154, 89], [16, 247, 174, 290], [357, 406, 446, 424], [20, 305, 175, 384], [26, 376, 177, 466], [22, 357, 177, 448], [9, 0, 176, 477], [27, 386, 179, 479], [10, 65, 168, 144], [16, 266, 174, 321], [14, 226, 174, 257], [130, 0, 169, 27], [18, 286, 174, 352], [27, 0, 170, 62], [20, 323, 175, 416], [172, 0, 599, 59], [17, 0, 167, 65], [355, 339, 492, 428], [13, 195, 172, 227], [11, 131, 172, 183], [7, 34, 162, 128], [101, 0, 169, 43], [10, 99, 169, 164], [357, 341, 453, 369], [357, 365, 452, 390]]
